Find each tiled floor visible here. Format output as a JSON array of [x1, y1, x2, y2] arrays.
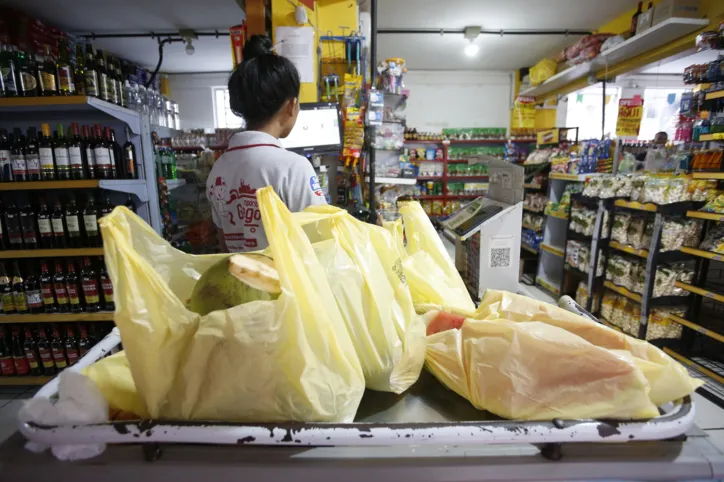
[[0, 386, 38, 445]]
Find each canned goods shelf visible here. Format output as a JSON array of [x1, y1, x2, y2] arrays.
[[0, 248, 104, 259], [0, 312, 114, 323]]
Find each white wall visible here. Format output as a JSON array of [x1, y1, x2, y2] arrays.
[[168, 73, 230, 130], [404, 71, 513, 131]]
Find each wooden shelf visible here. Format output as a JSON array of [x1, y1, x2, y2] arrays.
[[674, 281, 724, 303], [604, 280, 642, 303], [0, 180, 99, 191], [521, 243, 539, 255], [541, 243, 564, 257], [679, 246, 724, 262], [692, 172, 724, 180], [666, 314, 724, 343], [664, 348, 724, 385], [0, 312, 114, 323], [687, 210, 724, 222], [614, 199, 658, 212], [609, 240, 649, 259], [0, 248, 103, 259], [0, 376, 53, 386]]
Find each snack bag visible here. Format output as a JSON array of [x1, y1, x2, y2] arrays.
[[530, 58, 557, 86], [97, 188, 365, 421], [396, 201, 476, 316]]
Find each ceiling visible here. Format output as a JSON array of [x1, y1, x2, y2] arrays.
[[4, 0, 639, 73], [640, 49, 720, 75]]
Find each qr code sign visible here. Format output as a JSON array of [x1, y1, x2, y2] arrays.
[[490, 248, 511, 268]]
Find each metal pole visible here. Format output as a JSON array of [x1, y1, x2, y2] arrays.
[[601, 78, 606, 140], [368, 0, 377, 223]]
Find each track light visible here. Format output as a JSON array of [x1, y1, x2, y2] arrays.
[[185, 39, 195, 55], [464, 41, 479, 57], [463, 26, 481, 58]]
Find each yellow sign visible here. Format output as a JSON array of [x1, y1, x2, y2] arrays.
[[616, 98, 644, 137], [512, 96, 536, 130], [537, 128, 559, 145]]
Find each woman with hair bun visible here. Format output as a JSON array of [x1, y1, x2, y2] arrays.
[[206, 35, 326, 252]]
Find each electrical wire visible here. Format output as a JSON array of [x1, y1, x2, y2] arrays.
[[145, 38, 184, 88]]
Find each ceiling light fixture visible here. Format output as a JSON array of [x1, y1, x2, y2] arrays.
[[180, 29, 198, 56], [185, 39, 195, 55], [463, 26, 481, 58]]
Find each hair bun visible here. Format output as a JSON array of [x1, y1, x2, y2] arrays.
[[243, 35, 274, 62]]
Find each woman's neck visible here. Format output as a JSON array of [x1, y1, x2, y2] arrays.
[[255, 123, 282, 139]]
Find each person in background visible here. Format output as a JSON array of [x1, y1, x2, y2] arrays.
[[643, 131, 671, 171], [652, 131, 668, 147], [206, 35, 326, 253]]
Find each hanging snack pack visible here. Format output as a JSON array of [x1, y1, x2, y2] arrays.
[[96, 189, 366, 422]]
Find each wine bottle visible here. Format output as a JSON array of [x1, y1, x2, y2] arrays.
[[50, 197, 67, 248], [56, 38, 75, 95], [19, 201, 38, 249], [24, 127, 41, 181], [0, 128, 13, 182], [38, 44, 57, 96], [0, 44, 20, 97], [122, 127, 138, 179], [50, 325, 68, 371], [68, 123, 86, 180], [0, 262, 14, 314], [36, 327, 55, 375], [16, 49, 39, 97], [105, 127, 119, 179], [84, 44, 99, 98], [96, 49, 109, 102], [39, 123, 56, 180], [0, 329, 15, 375], [82, 125, 96, 179], [54, 124, 71, 180], [65, 325, 80, 365], [11, 261, 28, 314], [93, 124, 112, 179], [78, 324, 91, 357], [11, 328, 31, 376], [10, 128, 27, 182], [25, 264, 43, 314], [99, 257, 114, 312], [23, 326, 42, 376], [82, 193, 100, 247], [53, 261, 69, 313], [40, 260, 56, 313], [64, 194, 82, 248], [66, 260, 83, 313], [74, 44, 86, 96], [80, 256, 100, 312], [5, 198, 23, 249]]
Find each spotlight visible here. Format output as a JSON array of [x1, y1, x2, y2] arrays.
[[465, 41, 479, 57], [185, 40, 195, 55]]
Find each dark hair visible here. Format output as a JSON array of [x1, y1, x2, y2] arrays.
[[228, 35, 301, 129]]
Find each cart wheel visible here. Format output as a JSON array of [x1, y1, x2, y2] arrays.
[[538, 443, 563, 461], [142, 443, 163, 462]]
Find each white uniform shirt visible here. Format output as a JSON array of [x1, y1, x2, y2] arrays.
[[206, 131, 326, 252]]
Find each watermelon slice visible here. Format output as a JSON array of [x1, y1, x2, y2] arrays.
[[426, 311, 466, 336]]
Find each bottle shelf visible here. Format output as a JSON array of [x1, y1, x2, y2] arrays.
[[0, 248, 103, 259], [0, 312, 114, 323], [0, 376, 53, 386], [0, 179, 146, 199]]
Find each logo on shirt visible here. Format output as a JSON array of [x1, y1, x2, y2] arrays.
[[309, 175, 323, 197]]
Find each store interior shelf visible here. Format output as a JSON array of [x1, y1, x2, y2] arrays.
[[166, 179, 187, 190], [705, 90, 724, 101], [550, 172, 599, 181], [521, 243, 539, 255], [414, 195, 444, 200], [522, 206, 545, 214], [699, 133, 724, 142], [0, 248, 103, 259], [0, 376, 53, 386], [0, 312, 114, 323], [614, 199, 658, 212], [536, 276, 561, 296], [98, 179, 148, 201], [448, 139, 507, 145], [666, 314, 724, 343], [540, 243, 564, 257], [687, 210, 724, 222], [664, 348, 724, 386], [447, 176, 489, 181], [416, 176, 443, 181], [609, 240, 649, 258], [692, 172, 724, 180], [446, 194, 485, 200], [548, 211, 569, 220], [172, 145, 228, 152], [0, 180, 100, 191], [367, 177, 418, 185], [523, 183, 543, 189], [604, 280, 642, 303], [564, 263, 595, 280], [446, 159, 472, 164], [0, 95, 141, 134], [674, 281, 724, 303], [522, 223, 542, 232], [403, 140, 444, 145], [680, 246, 724, 262], [600, 317, 624, 333], [151, 125, 184, 139], [519, 17, 709, 98]]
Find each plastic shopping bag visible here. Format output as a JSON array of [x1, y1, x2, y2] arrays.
[[83, 352, 149, 420], [396, 201, 475, 316], [425, 313, 660, 420], [474, 290, 703, 406], [297, 205, 426, 394], [530, 58, 557, 86], [98, 187, 365, 422]]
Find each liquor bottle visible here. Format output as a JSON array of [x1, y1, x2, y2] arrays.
[[39, 123, 55, 180], [65, 325, 80, 365], [106, 127, 119, 178], [68, 123, 86, 180], [117, 60, 128, 108], [54, 124, 71, 180], [82, 193, 100, 246], [25, 264, 43, 314], [10, 128, 27, 182], [56, 38, 75, 95], [99, 192, 113, 218], [0, 329, 14, 375], [66, 260, 83, 313], [103, 52, 117, 104], [40, 261, 56, 312], [0, 262, 14, 314], [0, 44, 20, 97], [631, 2, 643, 36], [22, 327, 42, 376], [36, 196, 53, 248], [11, 328, 30, 376], [122, 128, 138, 179], [99, 258, 114, 312], [168, 147, 177, 180], [84, 44, 99, 98], [65, 194, 82, 248], [11, 261, 28, 314], [82, 125, 96, 179], [0, 198, 5, 249], [36, 327, 55, 375], [50, 326, 68, 371], [38, 45, 57, 96], [19, 201, 38, 249], [93, 125, 112, 178], [25, 127, 41, 181], [74, 44, 86, 96], [51, 197, 67, 248], [0, 128, 12, 182], [114, 58, 124, 107], [53, 261, 69, 313], [81, 257, 100, 312], [124, 194, 136, 213], [96, 49, 109, 102], [5, 198, 23, 249], [78, 324, 91, 357], [16, 49, 39, 97]]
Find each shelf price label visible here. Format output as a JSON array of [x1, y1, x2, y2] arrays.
[[616, 98, 644, 137]]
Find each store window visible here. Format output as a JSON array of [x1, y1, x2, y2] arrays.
[[637, 88, 686, 142], [212, 86, 244, 129], [565, 86, 621, 140]]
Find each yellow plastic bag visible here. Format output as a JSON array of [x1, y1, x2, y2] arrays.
[[425, 314, 660, 420], [474, 290, 703, 406], [396, 201, 475, 316], [98, 187, 365, 422], [83, 351, 148, 419], [296, 205, 425, 394], [530, 58, 557, 86]]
